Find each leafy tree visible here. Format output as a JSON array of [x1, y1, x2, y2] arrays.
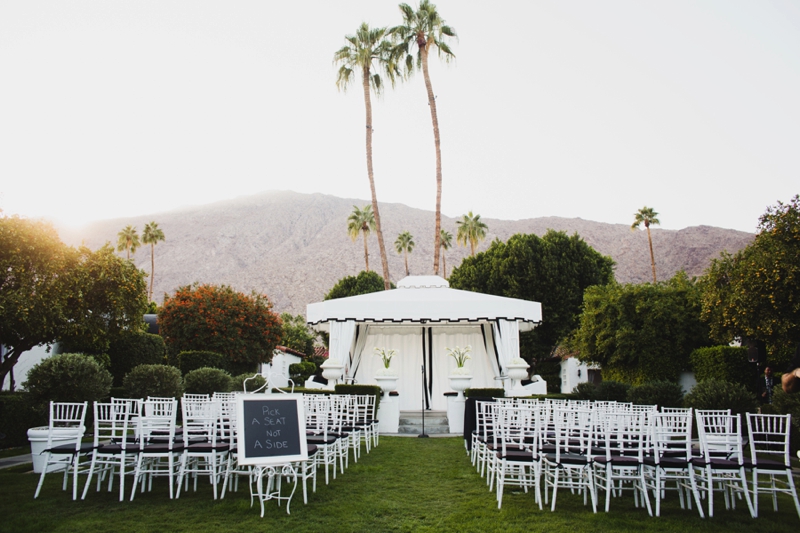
[[699, 195, 800, 364], [142, 221, 165, 301], [0, 218, 148, 389], [394, 231, 415, 276], [690, 345, 754, 393], [116, 225, 140, 260], [575, 272, 711, 384], [280, 313, 316, 356], [0, 216, 72, 389], [325, 271, 394, 301], [439, 229, 453, 278], [390, 1, 456, 276], [631, 206, 660, 283], [347, 205, 376, 272], [456, 211, 487, 256], [58, 244, 149, 355], [334, 23, 397, 290], [449, 230, 615, 373], [107, 331, 167, 387], [159, 284, 283, 373]]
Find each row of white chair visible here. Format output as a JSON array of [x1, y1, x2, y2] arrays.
[[33, 392, 379, 508], [471, 399, 800, 519]]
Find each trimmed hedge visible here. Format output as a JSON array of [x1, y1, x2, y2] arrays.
[[183, 367, 233, 395], [123, 364, 183, 399], [690, 346, 754, 393], [0, 392, 48, 447], [465, 388, 505, 399], [23, 353, 113, 408], [683, 379, 757, 415], [108, 331, 167, 386], [627, 381, 684, 408], [176, 350, 227, 375]]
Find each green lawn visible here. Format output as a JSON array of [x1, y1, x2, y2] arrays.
[[1, 437, 797, 533]]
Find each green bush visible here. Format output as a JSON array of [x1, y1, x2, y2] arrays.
[[690, 346, 755, 393], [627, 381, 684, 408], [0, 392, 48, 447], [464, 388, 505, 399], [183, 368, 233, 395], [108, 331, 167, 386], [23, 353, 113, 407], [683, 379, 757, 415], [227, 360, 259, 377], [572, 382, 597, 400], [230, 373, 267, 392], [770, 388, 800, 453], [573, 380, 631, 402], [123, 364, 183, 399], [176, 350, 227, 375], [289, 361, 317, 385], [594, 381, 631, 402]]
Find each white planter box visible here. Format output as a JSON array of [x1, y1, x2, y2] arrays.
[[27, 426, 81, 474]]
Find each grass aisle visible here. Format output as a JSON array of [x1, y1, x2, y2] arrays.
[[1, 437, 796, 533]]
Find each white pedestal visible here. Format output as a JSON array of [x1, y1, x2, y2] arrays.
[[446, 396, 465, 434], [378, 396, 399, 434]]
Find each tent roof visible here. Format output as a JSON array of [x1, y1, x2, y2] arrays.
[[307, 276, 542, 332]]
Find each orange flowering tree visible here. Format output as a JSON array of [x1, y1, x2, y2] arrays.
[[159, 284, 282, 373]]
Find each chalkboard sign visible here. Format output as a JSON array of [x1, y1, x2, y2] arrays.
[[236, 394, 308, 466]]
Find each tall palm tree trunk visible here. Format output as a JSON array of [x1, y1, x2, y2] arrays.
[[404, 251, 409, 276], [420, 43, 443, 276], [362, 69, 391, 289], [646, 225, 657, 283], [149, 243, 155, 300], [362, 231, 370, 272], [442, 252, 447, 279]]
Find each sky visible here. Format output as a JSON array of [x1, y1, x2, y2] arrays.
[[1, 1, 799, 233]]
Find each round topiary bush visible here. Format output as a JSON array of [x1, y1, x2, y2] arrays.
[[230, 373, 266, 392], [627, 381, 684, 408], [683, 379, 757, 415], [176, 350, 228, 375], [23, 353, 113, 407], [594, 380, 631, 402], [183, 367, 233, 395], [123, 364, 183, 399], [572, 382, 597, 400], [108, 331, 167, 387]]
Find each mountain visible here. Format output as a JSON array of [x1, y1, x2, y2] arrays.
[[58, 190, 754, 316]]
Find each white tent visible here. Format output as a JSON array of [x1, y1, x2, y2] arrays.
[[306, 276, 543, 411]]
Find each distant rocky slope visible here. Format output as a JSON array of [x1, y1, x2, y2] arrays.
[[58, 191, 754, 316]]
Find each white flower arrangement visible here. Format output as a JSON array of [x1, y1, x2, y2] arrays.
[[374, 348, 398, 376], [449, 365, 472, 376], [509, 357, 529, 366], [447, 345, 472, 368]]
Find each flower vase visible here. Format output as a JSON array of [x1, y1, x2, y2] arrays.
[[320, 359, 344, 389], [506, 360, 530, 396], [448, 372, 473, 401], [374, 374, 399, 397]]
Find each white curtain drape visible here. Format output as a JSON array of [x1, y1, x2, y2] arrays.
[[492, 319, 520, 374], [348, 325, 371, 378], [329, 321, 356, 373], [352, 327, 424, 410], [429, 327, 496, 409]]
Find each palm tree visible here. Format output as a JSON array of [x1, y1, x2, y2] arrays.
[[347, 205, 377, 272], [439, 229, 453, 279], [395, 231, 415, 277], [389, 1, 456, 276], [631, 206, 661, 283], [456, 212, 487, 257], [116, 225, 140, 260], [142, 221, 165, 301], [334, 23, 398, 291]]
